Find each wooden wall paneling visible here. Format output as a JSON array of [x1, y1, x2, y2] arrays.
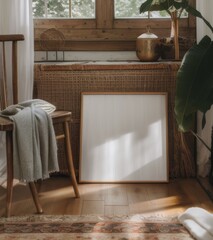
[[34, 33, 196, 51], [35, 28, 147, 41], [113, 18, 192, 29], [35, 28, 195, 42], [96, 0, 114, 29], [34, 40, 136, 51], [34, 19, 96, 29]]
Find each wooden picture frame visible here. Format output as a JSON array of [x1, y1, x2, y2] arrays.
[[80, 92, 169, 183]]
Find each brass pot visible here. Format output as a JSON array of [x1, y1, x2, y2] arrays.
[[136, 30, 161, 62]]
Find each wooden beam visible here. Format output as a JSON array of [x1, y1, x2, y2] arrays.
[[0, 35, 24, 42]]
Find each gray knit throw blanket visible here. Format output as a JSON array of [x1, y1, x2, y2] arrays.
[[0, 99, 59, 182]]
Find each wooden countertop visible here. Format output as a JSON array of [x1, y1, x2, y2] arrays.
[[35, 61, 181, 71]]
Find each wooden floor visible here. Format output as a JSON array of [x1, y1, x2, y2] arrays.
[[0, 177, 213, 217]]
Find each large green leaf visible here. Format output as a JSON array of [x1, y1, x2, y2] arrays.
[[175, 36, 213, 132], [140, 0, 154, 13], [140, 0, 173, 13], [140, 0, 213, 33]]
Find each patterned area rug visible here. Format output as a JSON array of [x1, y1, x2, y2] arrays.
[[0, 215, 194, 240]]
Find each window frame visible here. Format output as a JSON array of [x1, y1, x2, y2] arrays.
[[34, 0, 196, 51]]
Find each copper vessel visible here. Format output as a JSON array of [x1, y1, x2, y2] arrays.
[[136, 28, 161, 62]]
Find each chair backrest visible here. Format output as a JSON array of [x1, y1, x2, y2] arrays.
[[0, 34, 24, 109]]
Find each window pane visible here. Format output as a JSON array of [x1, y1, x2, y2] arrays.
[[33, 0, 95, 18], [71, 0, 95, 18], [150, 10, 170, 18], [179, 9, 188, 18], [33, 0, 46, 17], [47, 0, 69, 18], [114, 0, 188, 19], [114, 0, 148, 18]]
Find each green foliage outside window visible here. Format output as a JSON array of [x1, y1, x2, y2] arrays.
[[32, 0, 95, 18], [114, 0, 171, 18]]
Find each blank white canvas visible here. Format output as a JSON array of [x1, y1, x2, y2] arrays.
[[80, 93, 168, 182]]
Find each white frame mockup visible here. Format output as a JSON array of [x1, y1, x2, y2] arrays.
[[80, 92, 169, 183]]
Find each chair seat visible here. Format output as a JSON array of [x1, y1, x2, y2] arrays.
[[0, 111, 71, 131], [0, 116, 13, 131], [50, 110, 72, 124]]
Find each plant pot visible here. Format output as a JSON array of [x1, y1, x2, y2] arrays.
[[160, 37, 195, 60]]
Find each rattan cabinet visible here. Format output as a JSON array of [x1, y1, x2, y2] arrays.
[[34, 62, 195, 179]]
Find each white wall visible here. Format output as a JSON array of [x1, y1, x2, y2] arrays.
[[34, 51, 138, 62]]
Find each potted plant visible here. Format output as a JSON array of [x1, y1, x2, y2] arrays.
[[140, 0, 213, 60], [174, 35, 213, 183]]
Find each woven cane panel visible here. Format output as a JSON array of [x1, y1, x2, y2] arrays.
[[34, 63, 196, 178]]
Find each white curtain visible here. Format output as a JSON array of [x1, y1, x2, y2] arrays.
[[0, 0, 34, 185], [196, 0, 213, 177]]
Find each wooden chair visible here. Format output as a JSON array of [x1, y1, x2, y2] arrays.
[[0, 34, 79, 217]]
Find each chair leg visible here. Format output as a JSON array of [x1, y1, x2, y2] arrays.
[[6, 131, 13, 218], [29, 182, 43, 214], [64, 121, 80, 198]]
